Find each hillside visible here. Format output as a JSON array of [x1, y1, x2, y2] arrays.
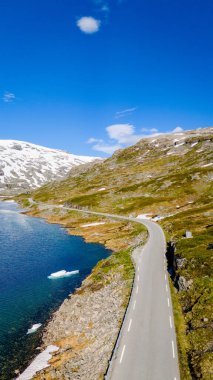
[[0, 140, 100, 195], [17, 127, 213, 379]]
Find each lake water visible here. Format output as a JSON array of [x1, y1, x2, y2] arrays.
[[0, 201, 110, 379]]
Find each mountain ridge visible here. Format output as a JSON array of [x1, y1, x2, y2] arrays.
[[0, 140, 100, 195]]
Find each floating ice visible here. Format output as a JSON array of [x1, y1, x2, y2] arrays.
[[27, 323, 42, 334], [48, 269, 79, 279]]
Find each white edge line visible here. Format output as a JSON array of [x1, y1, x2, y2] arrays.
[[136, 286, 139, 294], [166, 284, 168, 292], [167, 297, 170, 307], [133, 300, 136, 310], [120, 345, 126, 363]]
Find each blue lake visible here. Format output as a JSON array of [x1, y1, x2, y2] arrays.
[[0, 201, 110, 379]]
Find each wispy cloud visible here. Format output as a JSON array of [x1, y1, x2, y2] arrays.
[[77, 17, 101, 34], [2, 92, 16, 103], [115, 107, 137, 119], [92, 143, 121, 154], [141, 127, 158, 133], [87, 137, 103, 144], [93, 0, 110, 13]]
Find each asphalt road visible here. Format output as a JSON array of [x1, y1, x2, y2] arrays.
[[34, 203, 180, 380]]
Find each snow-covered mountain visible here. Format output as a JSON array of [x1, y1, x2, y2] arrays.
[[0, 140, 100, 195]]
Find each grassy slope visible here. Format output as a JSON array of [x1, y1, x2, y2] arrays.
[[17, 128, 213, 379]]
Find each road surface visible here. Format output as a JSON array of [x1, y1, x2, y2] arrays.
[[32, 203, 180, 380]]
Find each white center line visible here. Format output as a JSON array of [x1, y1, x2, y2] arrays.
[[120, 345, 126, 363], [167, 297, 170, 307], [169, 315, 172, 328], [172, 340, 175, 358], [166, 284, 168, 292], [128, 318, 132, 332], [133, 300, 136, 310], [136, 285, 139, 294], [138, 275, 140, 281]]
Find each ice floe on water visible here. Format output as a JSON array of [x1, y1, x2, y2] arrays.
[[27, 323, 42, 334], [17, 345, 59, 380], [48, 269, 79, 279]]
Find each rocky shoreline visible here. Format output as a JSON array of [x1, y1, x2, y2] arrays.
[[16, 204, 146, 380]]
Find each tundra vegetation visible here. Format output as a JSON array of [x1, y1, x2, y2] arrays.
[[17, 127, 213, 379]]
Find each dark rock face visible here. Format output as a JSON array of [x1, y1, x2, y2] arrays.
[[165, 241, 192, 291], [11, 144, 22, 151]]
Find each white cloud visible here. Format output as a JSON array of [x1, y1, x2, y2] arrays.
[[77, 17, 101, 34], [87, 137, 103, 144], [106, 124, 144, 145], [92, 143, 121, 154], [115, 107, 137, 119], [87, 123, 186, 156], [172, 126, 183, 133], [3, 92, 15, 103]]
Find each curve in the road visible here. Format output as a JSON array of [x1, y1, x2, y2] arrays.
[[35, 203, 180, 380]]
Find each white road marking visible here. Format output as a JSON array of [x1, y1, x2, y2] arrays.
[[128, 318, 132, 332], [167, 298, 170, 307], [138, 275, 140, 281], [172, 341, 175, 358], [137, 266, 139, 271], [120, 345, 126, 363], [166, 284, 168, 292], [165, 274, 166, 280], [169, 315, 172, 328], [174, 377, 177, 380], [136, 286, 139, 294], [133, 300, 136, 310]]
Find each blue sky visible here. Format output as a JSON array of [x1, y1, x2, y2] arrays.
[[0, 0, 213, 156]]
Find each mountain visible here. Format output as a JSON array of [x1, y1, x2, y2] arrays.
[[22, 127, 213, 379], [0, 140, 100, 195]]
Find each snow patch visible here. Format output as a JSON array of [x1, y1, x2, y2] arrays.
[[136, 214, 152, 220], [201, 163, 213, 168], [17, 345, 59, 380], [191, 142, 198, 147], [81, 222, 106, 227], [48, 270, 79, 279]]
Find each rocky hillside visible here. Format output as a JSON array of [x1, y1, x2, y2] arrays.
[[18, 127, 213, 379], [0, 140, 100, 195]]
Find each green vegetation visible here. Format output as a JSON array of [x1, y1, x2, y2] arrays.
[[162, 205, 213, 379], [16, 128, 213, 379]]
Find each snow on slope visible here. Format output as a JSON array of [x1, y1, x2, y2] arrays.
[[0, 140, 100, 194]]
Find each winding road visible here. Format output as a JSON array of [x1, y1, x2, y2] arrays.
[[33, 203, 180, 380]]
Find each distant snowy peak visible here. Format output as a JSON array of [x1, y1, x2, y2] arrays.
[[0, 140, 100, 195]]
